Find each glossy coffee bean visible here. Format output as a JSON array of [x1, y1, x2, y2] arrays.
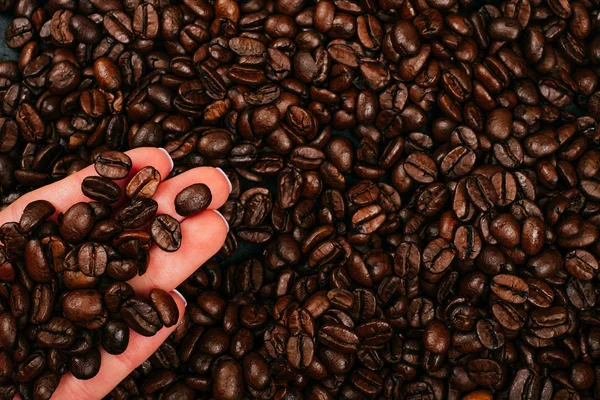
[[149, 288, 179, 327], [94, 151, 132, 180], [174, 184, 212, 216], [150, 214, 182, 252]]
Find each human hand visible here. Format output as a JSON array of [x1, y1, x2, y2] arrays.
[[1, 147, 230, 399]]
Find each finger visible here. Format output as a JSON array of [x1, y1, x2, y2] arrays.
[[153, 167, 231, 221], [128, 210, 228, 296], [51, 291, 186, 400], [0, 148, 174, 227]]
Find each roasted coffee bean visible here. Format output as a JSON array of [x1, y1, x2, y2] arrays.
[[94, 151, 132, 180], [69, 347, 101, 380], [102, 320, 129, 355], [174, 184, 212, 216], [121, 298, 163, 336], [150, 214, 181, 252], [125, 166, 161, 199], [19, 200, 55, 234], [77, 242, 107, 277], [116, 198, 158, 229], [62, 290, 106, 324], [58, 203, 96, 243], [81, 176, 122, 204], [149, 288, 179, 327], [423, 320, 450, 354], [490, 274, 529, 304]]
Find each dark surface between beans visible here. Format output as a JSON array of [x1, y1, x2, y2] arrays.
[[1, 0, 600, 399], [0, 159, 181, 397]]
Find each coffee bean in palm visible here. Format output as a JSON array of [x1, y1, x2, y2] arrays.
[[102, 320, 129, 355], [174, 184, 212, 216], [120, 298, 163, 337], [94, 151, 132, 180], [58, 203, 95, 243], [77, 242, 107, 277], [24, 239, 54, 283], [61, 290, 105, 324], [149, 288, 179, 327], [125, 166, 161, 199], [81, 176, 122, 204], [115, 198, 158, 229], [150, 214, 181, 252], [68, 347, 101, 380], [19, 200, 55, 234], [32, 371, 59, 399]]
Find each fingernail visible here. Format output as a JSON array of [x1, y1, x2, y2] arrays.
[[170, 289, 187, 307], [214, 210, 230, 233], [159, 148, 174, 173], [215, 167, 232, 194]]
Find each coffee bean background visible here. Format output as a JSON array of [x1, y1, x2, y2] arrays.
[[2, 0, 600, 399]]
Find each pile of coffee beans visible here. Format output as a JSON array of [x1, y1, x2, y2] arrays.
[[0, 0, 600, 398], [0, 151, 185, 398]]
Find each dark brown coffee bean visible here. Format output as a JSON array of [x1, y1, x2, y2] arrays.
[[19, 200, 55, 234], [116, 198, 158, 229], [77, 242, 107, 277], [104, 10, 133, 44], [59, 203, 96, 243], [174, 184, 212, 216], [150, 214, 182, 252], [62, 290, 106, 325], [318, 323, 359, 354], [82, 176, 122, 204], [476, 318, 505, 350], [69, 347, 101, 380], [423, 320, 450, 354], [150, 288, 179, 327], [126, 166, 161, 199], [404, 153, 438, 183], [121, 298, 163, 337], [102, 320, 129, 355], [565, 249, 599, 281], [491, 274, 529, 304], [6, 18, 33, 48]]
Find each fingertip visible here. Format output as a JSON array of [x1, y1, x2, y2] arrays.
[[170, 289, 187, 308], [213, 209, 230, 233], [158, 148, 174, 174], [203, 210, 229, 244], [215, 167, 232, 194]]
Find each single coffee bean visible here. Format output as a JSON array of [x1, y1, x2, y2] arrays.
[[121, 298, 163, 336], [19, 200, 55, 234], [58, 203, 96, 243], [115, 198, 158, 229], [174, 184, 212, 216], [102, 320, 130, 355], [69, 347, 101, 380], [490, 274, 529, 304], [81, 176, 122, 204], [422, 320, 450, 354], [94, 151, 132, 180], [150, 214, 182, 252], [125, 166, 161, 199], [149, 288, 179, 327]]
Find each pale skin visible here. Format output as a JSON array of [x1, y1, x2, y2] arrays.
[[1, 148, 231, 399]]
